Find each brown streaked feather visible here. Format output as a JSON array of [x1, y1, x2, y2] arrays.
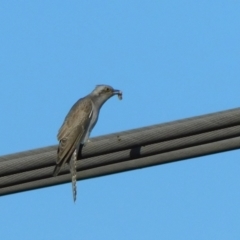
[[53, 98, 93, 176], [53, 127, 84, 176], [57, 125, 84, 164], [57, 97, 92, 141]]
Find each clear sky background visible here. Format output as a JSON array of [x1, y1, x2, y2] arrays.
[[0, 1, 240, 239]]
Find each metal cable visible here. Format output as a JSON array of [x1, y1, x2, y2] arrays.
[[0, 107, 240, 196]]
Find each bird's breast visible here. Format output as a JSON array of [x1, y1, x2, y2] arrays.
[[89, 104, 99, 133], [81, 102, 99, 144]]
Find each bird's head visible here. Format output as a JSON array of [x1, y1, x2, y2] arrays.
[[91, 85, 122, 104]]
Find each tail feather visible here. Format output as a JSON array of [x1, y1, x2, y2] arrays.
[[68, 149, 77, 202]]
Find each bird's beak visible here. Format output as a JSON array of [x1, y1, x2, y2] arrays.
[[113, 89, 123, 100]]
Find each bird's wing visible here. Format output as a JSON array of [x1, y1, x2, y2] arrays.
[[54, 97, 93, 174], [57, 97, 92, 140]]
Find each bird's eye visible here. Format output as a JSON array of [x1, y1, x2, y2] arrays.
[[105, 87, 110, 92]]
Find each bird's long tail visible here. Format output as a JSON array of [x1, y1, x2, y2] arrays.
[[68, 149, 77, 202]]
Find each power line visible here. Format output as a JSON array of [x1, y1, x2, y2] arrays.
[[1, 107, 240, 196]]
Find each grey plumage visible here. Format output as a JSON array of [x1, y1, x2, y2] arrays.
[[53, 85, 122, 201]]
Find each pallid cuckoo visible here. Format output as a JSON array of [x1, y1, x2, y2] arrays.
[[53, 85, 122, 201]]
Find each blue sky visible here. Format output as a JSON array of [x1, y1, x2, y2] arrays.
[[0, 1, 240, 239]]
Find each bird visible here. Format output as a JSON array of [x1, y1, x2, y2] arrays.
[[53, 84, 122, 202]]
